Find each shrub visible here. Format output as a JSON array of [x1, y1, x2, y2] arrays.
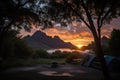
[[50, 50, 71, 58], [50, 50, 62, 58], [66, 52, 82, 63], [33, 49, 49, 58], [14, 38, 34, 59]]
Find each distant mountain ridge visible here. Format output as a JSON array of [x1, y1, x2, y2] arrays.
[[23, 30, 77, 50]]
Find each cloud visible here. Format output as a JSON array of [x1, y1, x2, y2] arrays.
[[44, 28, 93, 46], [20, 17, 120, 47], [102, 17, 120, 37], [43, 17, 120, 46]]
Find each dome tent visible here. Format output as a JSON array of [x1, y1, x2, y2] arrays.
[[81, 54, 120, 73]]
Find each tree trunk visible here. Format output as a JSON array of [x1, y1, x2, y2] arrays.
[[93, 34, 110, 79], [0, 20, 13, 60]]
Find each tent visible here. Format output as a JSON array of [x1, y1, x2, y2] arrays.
[[81, 54, 120, 73]]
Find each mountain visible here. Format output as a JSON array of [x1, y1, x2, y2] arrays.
[[23, 30, 77, 50]]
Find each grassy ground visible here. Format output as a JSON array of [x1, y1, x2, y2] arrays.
[[1, 58, 66, 68], [1, 58, 119, 80], [0, 58, 102, 80]]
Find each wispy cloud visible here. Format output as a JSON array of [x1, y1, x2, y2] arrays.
[[21, 17, 120, 46], [44, 17, 120, 46], [44, 28, 93, 46]]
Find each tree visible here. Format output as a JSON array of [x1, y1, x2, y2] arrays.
[[109, 29, 120, 57], [81, 36, 110, 54], [48, 0, 120, 78], [0, 0, 53, 33], [0, 0, 51, 61], [0, 0, 40, 33], [0, 30, 34, 60], [14, 37, 34, 59], [0, 30, 16, 60], [0, 0, 38, 58], [81, 42, 95, 52]]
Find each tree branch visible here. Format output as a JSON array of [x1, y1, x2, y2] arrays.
[[97, 2, 107, 39], [0, 20, 14, 37], [81, 0, 97, 35], [63, 0, 91, 29], [100, 7, 112, 27], [70, 6, 90, 28], [97, 2, 106, 28], [17, 0, 30, 8]]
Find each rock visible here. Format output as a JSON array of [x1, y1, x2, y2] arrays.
[[51, 62, 58, 68]]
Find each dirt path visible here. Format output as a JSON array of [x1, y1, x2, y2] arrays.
[[3, 64, 103, 79]]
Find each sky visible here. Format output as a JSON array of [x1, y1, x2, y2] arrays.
[[21, 17, 120, 48]]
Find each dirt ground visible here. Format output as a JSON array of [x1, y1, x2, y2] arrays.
[[0, 64, 119, 80]]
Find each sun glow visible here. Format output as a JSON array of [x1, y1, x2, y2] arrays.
[[76, 44, 83, 49]]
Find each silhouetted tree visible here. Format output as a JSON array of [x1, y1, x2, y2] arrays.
[[0, 0, 38, 59], [109, 29, 120, 57], [0, 0, 40, 33], [0, 30, 34, 60], [48, 0, 120, 78], [81, 42, 95, 52], [0, 0, 50, 61], [0, 30, 17, 60], [14, 37, 34, 59], [82, 36, 110, 54], [0, 0, 54, 32]]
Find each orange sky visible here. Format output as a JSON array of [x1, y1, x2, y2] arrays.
[[44, 28, 93, 48], [21, 17, 120, 48]]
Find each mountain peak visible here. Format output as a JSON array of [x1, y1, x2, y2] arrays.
[[53, 36, 61, 41], [23, 30, 77, 50], [54, 36, 59, 38], [33, 30, 46, 37]]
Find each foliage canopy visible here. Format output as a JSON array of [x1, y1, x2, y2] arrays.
[[109, 29, 120, 56]]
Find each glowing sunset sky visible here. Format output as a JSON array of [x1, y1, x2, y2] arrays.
[[44, 28, 93, 48], [21, 17, 120, 48]]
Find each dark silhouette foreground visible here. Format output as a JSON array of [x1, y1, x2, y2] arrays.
[[1, 64, 120, 80]]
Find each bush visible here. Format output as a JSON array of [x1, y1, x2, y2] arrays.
[[14, 38, 34, 59], [50, 50, 62, 58], [50, 50, 71, 59], [33, 49, 49, 58], [0, 30, 34, 60], [61, 51, 71, 58], [66, 51, 82, 63]]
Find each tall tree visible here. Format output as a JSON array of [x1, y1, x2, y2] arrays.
[[0, 0, 37, 60], [48, 0, 120, 79], [0, 0, 38, 32], [0, 0, 50, 58]]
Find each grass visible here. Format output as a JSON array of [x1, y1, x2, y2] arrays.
[[1, 58, 66, 68], [1, 58, 119, 80], [0, 58, 100, 80], [30, 58, 66, 65]]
